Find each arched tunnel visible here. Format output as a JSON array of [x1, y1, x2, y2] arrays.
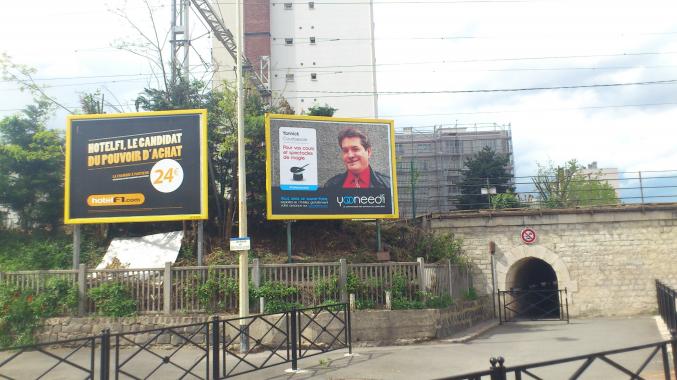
[[505, 257, 560, 319]]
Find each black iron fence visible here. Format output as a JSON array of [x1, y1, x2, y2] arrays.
[[438, 339, 677, 380], [657, 280, 677, 337], [497, 289, 569, 324], [0, 303, 351, 379]]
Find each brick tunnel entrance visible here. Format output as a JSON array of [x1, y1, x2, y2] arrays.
[[506, 257, 559, 318]]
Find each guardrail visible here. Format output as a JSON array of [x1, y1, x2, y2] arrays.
[[0, 259, 472, 315], [438, 339, 677, 380], [0, 304, 350, 379], [657, 280, 677, 337]]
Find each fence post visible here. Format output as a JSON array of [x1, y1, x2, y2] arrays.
[[349, 293, 356, 311], [290, 308, 298, 371], [489, 357, 506, 380], [339, 259, 348, 303], [447, 259, 453, 298], [0, 271, 4, 284], [211, 316, 220, 379], [252, 258, 260, 288], [78, 264, 87, 316], [417, 257, 426, 297], [164, 262, 172, 315], [100, 329, 110, 380], [385, 291, 391, 310]]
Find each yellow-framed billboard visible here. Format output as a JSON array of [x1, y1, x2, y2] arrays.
[[64, 109, 208, 224], [265, 114, 399, 220]]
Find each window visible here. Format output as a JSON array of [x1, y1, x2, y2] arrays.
[[310, 73, 317, 80], [284, 38, 293, 45], [309, 36, 316, 44], [308, 1, 315, 9], [417, 143, 432, 153], [284, 2, 293, 10], [285, 73, 294, 82]]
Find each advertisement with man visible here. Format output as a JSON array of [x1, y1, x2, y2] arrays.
[[65, 110, 208, 224], [266, 114, 398, 220]]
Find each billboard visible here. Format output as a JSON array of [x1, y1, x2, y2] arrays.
[[265, 114, 398, 220], [65, 110, 208, 224]]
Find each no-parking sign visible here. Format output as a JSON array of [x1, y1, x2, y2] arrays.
[[520, 227, 537, 244]]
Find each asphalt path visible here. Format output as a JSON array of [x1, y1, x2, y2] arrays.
[[0, 316, 670, 379]]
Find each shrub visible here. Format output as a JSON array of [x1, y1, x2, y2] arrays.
[[314, 276, 339, 301], [464, 287, 478, 301], [88, 282, 137, 317], [184, 268, 239, 313], [251, 282, 302, 313], [425, 294, 454, 309], [0, 278, 78, 347]]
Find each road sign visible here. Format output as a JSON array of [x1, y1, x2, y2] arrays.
[[230, 237, 251, 251], [520, 228, 537, 244]]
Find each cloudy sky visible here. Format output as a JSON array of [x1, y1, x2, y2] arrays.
[[2, 0, 677, 197]]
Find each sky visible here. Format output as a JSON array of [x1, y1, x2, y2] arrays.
[[1, 0, 677, 198]]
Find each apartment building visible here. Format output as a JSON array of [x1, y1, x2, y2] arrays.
[[212, 0, 377, 117], [395, 124, 514, 218]]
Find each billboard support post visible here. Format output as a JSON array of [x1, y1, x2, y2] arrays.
[[72, 225, 81, 269], [197, 221, 204, 265], [286, 221, 293, 263], [376, 220, 382, 252]]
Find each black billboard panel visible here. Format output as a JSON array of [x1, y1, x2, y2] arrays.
[[65, 110, 207, 224]]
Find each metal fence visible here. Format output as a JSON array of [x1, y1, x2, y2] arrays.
[[0, 303, 351, 379], [0, 258, 472, 315], [657, 280, 677, 336], [439, 339, 677, 380]]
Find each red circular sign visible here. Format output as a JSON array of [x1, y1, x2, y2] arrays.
[[520, 228, 537, 244]]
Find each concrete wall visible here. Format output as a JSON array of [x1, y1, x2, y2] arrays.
[[36, 298, 492, 346], [426, 205, 677, 317]]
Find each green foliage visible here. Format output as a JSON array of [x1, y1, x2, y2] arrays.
[[414, 232, 465, 264], [88, 282, 137, 317], [464, 287, 478, 301], [532, 160, 617, 208], [490, 191, 522, 209], [0, 99, 64, 229], [355, 298, 376, 310], [33, 278, 79, 318], [458, 147, 514, 210], [391, 297, 425, 310], [251, 282, 302, 313], [314, 275, 339, 300], [0, 279, 78, 347], [425, 294, 454, 309], [184, 268, 239, 313], [306, 104, 337, 117]]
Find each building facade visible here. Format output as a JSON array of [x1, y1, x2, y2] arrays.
[[395, 124, 514, 218], [212, 0, 378, 117]]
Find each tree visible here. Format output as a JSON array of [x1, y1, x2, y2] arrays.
[[457, 147, 513, 210], [532, 160, 617, 208], [307, 104, 337, 117], [0, 99, 64, 230]]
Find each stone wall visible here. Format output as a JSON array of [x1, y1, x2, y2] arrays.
[[426, 204, 677, 317], [36, 297, 493, 346]]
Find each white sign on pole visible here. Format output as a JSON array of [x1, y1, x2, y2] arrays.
[[230, 237, 251, 251]]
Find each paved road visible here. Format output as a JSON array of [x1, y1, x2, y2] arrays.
[[0, 316, 669, 379]]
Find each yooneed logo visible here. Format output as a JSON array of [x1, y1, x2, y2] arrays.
[[336, 194, 386, 207], [87, 193, 145, 207]]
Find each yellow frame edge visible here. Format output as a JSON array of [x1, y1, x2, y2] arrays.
[[264, 113, 399, 221], [64, 109, 209, 224]]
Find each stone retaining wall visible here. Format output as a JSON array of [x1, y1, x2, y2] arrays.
[[36, 297, 493, 346]]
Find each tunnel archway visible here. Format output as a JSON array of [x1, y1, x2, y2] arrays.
[[505, 257, 559, 318]]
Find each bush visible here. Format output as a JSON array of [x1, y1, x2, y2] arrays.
[[464, 287, 478, 301], [0, 278, 78, 347], [184, 268, 239, 313], [251, 282, 302, 313], [425, 294, 454, 309], [88, 282, 137, 317]]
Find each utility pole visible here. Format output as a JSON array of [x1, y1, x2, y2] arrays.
[[236, 0, 250, 352], [171, 0, 190, 83]]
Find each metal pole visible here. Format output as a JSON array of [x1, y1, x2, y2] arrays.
[[290, 308, 298, 370], [411, 160, 416, 220], [376, 220, 382, 252], [236, 0, 250, 353], [73, 225, 81, 269], [287, 221, 292, 263], [368, 0, 378, 118], [211, 316, 220, 379], [638, 171, 645, 204], [490, 255, 496, 317], [197, 220, 204, 266]]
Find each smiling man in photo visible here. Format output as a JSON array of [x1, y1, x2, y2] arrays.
[[324, 127, 390, 189]]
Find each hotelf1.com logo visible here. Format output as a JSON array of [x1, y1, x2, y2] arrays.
[[336, 194, 386, 208], [87, 193, 145, 207]]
